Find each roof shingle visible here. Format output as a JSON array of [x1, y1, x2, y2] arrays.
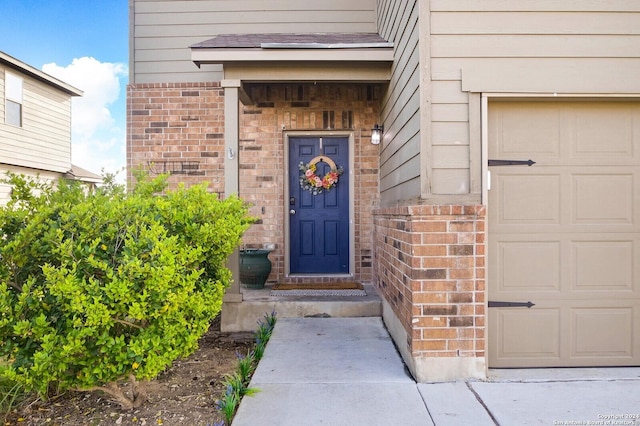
[[191, 33, 392, 49]]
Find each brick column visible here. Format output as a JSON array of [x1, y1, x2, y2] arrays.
[[373, 204, 486, 381]]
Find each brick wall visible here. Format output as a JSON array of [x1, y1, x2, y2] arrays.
[[128, 82, 380, 283], [239, 84, 380, 282], [373, 204, 486, 363], [127, 82, 226, 193]]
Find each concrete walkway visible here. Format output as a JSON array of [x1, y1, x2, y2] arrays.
[[232, 317, 640, 426]]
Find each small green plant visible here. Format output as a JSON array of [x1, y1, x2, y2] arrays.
[[225, 371, 260, 398], [215, 311, 277, 425], [253, 338, 266, 363], [235, 350, 256, 383], [1, 374, 25, 423], [215, 384, 240, 425], [216, 372, 261, 426], [254, 310, 277, 362]]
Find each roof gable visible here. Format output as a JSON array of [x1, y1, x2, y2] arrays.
[[0, 51, 83, 97]]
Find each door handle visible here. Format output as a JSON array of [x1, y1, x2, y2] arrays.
[[289, 209, 296, 215]]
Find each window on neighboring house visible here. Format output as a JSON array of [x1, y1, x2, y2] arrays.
[[5, 72, 23, 127]]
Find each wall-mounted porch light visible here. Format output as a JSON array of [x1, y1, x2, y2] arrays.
[[371, 124, 384, 145]]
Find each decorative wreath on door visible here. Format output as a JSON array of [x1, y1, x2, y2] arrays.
[[298, 155, 344, 195]]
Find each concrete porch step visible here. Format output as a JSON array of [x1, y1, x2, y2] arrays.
[[220, 283, 382, 332]]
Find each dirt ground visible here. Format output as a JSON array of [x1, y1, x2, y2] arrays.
[[5, 324, 256, 426]]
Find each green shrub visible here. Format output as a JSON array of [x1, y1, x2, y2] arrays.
[[0, 172, 253, 409]]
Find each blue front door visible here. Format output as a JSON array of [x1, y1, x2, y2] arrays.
[[289, 137, 349, 274]]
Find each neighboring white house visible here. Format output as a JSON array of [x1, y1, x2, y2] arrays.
[[1, 51, 101, 203]]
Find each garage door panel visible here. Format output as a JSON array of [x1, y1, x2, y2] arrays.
[[497, 241, 561, 292], [572, 308, 634, 359], [491, 102, 640, 166], [489, 100, 640, 368], [573, 104, 636, 158], [491, 308, 561, 366], [572, 241, 634, 291], [498, 174, 561, 224], [573, 308, 633, 358], [573, 174, 634, 224], [493, 235, 639, 298], [491, 105, 561, 157]]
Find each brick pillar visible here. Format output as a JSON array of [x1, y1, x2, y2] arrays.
[[373, 204, 486, 381]]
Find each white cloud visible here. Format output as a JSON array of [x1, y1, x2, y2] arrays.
[[43, 57, 128, 181]]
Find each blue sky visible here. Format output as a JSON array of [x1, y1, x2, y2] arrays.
[[2, 0, 129, 181]]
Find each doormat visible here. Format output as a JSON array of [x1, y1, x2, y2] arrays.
[[270, 282, 366, 297]]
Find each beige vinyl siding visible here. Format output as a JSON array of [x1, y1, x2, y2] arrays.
[[0, 165, 62, 205], [1, 68, 72, 173], [430, 1, 640, 92], [132, 0, 378, 84], [432, 35, 640, 58], [432, 0, 640, 12], [427, 0, 640, 197], [378, 0, 421, 205], [430, 79, 470, 195], [0, 74, 4, 123]]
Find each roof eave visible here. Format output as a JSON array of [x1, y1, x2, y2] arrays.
[[0, 51, 83, 97], [65, 165, 103, 184], [191, 48, 394, 68]]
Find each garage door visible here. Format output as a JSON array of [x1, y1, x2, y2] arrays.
[[488, 100, 640, 368]]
